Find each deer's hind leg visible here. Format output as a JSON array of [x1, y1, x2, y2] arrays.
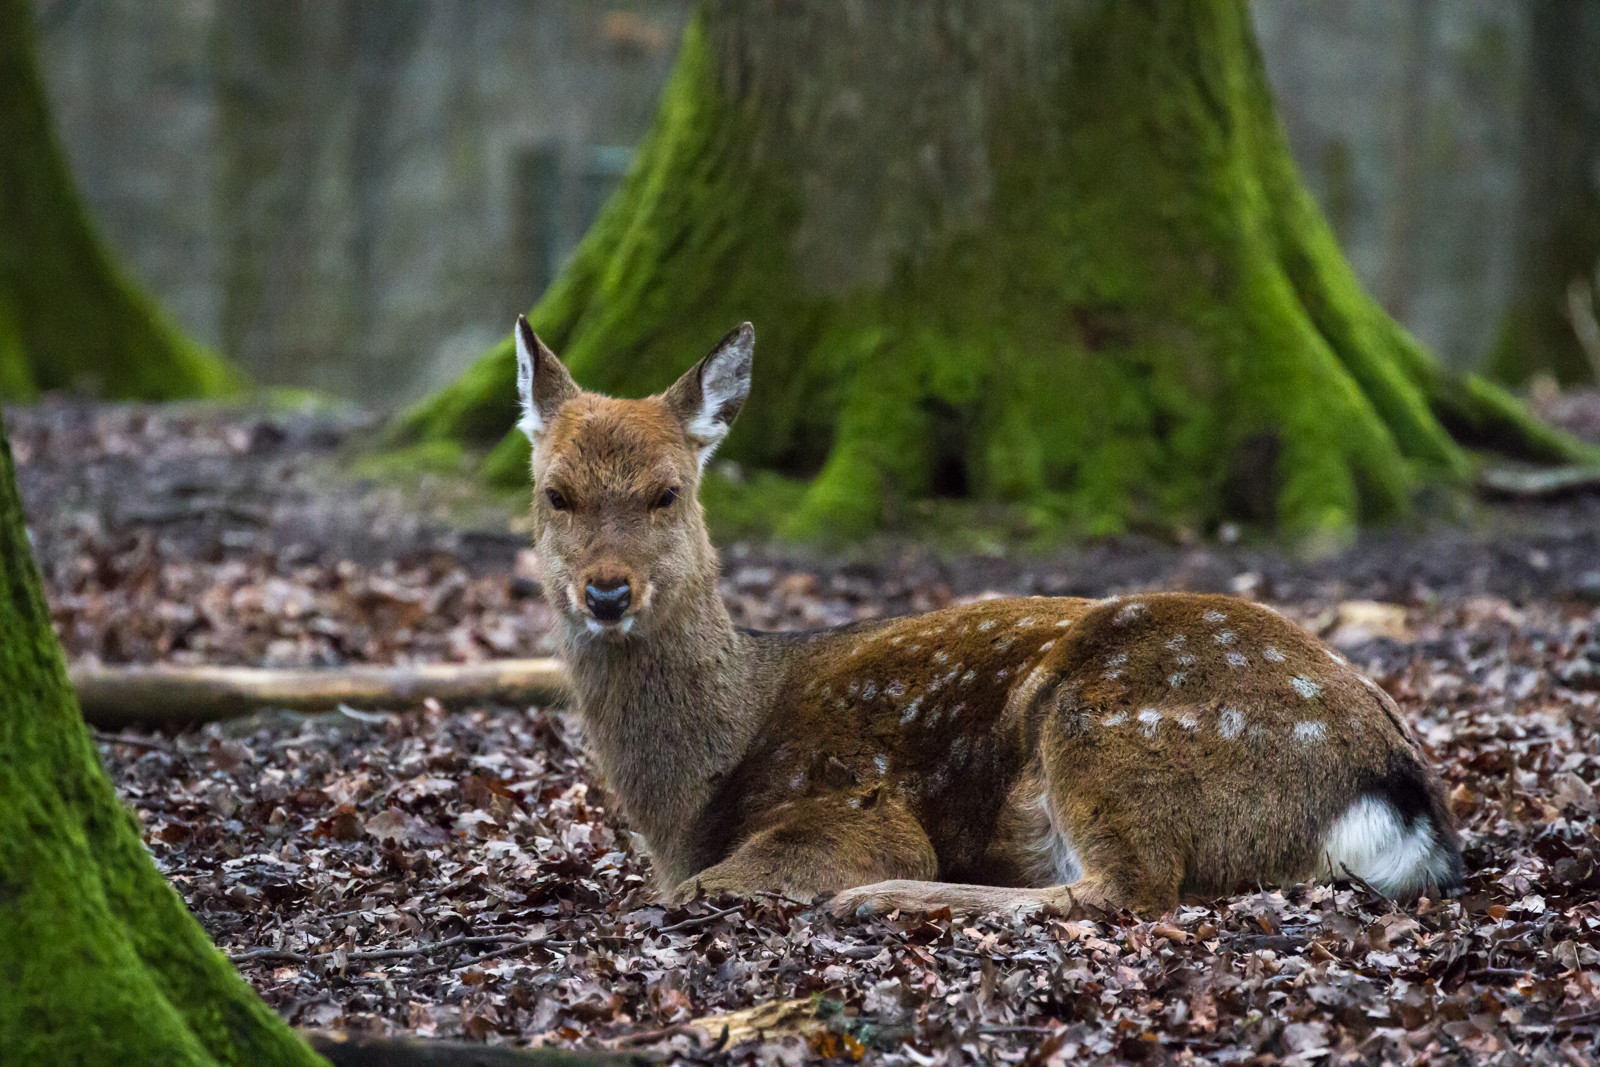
[[670, 789, 938, 906]]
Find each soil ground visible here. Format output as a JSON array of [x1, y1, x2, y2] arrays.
[[10, 397, 1600, 1064]]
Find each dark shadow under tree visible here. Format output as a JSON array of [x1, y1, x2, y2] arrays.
[[396, 0, 1589, 539]]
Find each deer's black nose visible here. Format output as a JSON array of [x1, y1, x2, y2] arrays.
[[584, 579, 632, 623]]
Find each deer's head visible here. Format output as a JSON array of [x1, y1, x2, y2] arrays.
[[515, 318, 753, 640]]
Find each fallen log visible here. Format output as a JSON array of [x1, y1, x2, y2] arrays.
[[71, 658, 569, 728]]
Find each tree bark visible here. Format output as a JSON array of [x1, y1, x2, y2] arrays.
[[1488, 0, 1600, 385], [0, 0, 234, 401], [0, 411, 318, 1062], [394, 0, 1590, 539]]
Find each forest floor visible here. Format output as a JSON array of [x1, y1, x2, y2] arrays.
[[11, 396, 1600, 1065]]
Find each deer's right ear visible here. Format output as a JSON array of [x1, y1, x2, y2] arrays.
[[514, 316, 578, 444]]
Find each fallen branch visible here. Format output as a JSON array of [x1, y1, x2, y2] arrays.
[[306, 1031, 649, 1066], [70, 658, 570, 728], [1477, 463, 1600, 499]]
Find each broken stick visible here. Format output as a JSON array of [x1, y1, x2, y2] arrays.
[[70, 658, 569, 728]]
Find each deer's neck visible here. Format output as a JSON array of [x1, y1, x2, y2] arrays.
[[561, 572, 761, 888]]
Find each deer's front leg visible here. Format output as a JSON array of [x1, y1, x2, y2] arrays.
[[670, 791, 937, 905]]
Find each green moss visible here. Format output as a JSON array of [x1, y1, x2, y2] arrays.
[[0, 0, 236, 402], [0, 412, 321, 1063], [393, 0, 1592, 543]]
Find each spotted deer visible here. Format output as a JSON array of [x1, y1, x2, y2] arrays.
[[513, 317, 1466, 919]]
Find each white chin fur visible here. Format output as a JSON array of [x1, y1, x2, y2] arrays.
[[583, 616, 635, 637]]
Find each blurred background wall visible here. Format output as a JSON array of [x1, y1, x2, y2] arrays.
[[31, 0, 1530, 405]]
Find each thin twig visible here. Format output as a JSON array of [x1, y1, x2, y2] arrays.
[[93, 729, 175, 751], [656, 902, 745, 934], [229, 932, 575, 966]]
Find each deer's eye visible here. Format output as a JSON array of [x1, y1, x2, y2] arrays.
[[652, 487, 679, 511], [546, 488, 570, 511]]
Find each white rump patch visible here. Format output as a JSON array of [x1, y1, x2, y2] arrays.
[[1218, 708, 1245, 739], [1319, 796, 1455, 897], [1138, 708, 1163, 737], [1293, 720, 1327, 743], [1263, 646, 1286, 663], [1291, 675, 1323, 699]]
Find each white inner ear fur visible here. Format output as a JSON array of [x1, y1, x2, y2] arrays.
[[684, 328, 753, 470], [515, 327, 542, 443]]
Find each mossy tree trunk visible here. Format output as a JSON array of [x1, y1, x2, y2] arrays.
[[1488, 0, 1600, 386], [397, 0, 1587, 539], [0, 0, 234, 400], [0, 411, 319, 1062]]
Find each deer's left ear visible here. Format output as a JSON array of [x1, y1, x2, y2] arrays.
[[514, 315, 578, 444], [664, 323, 754, 469]]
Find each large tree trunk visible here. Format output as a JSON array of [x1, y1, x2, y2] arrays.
[[0, 0, 233, 401], [395, 0, 1586, 538], [1488, 0, 1600, 386], [0, 411, 317, 1061]]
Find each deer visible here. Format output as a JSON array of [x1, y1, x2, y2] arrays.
[[512, 316, 1466, 920]]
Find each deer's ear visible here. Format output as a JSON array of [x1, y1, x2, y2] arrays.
[[664, 323, 754, 470], [514, 316, 578, 444]]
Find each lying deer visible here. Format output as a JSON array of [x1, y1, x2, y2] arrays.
[[513, 317, 1466, 918]]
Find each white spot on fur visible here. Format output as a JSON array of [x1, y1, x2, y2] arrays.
[[978, 620, 997, 631], [1038, 640, 1055, 652], [908, 644, 921, 653], [851, 645, 863, 657], [950, 702, 966, 717], [886, 680, 907, 699], [848, 796, 863, 809], [1137, 708, 1162, 737], [1016, 616, 1037, 628], [1202, 609, 1228, 624], [995, 667, 1011, 682], [1294, 721, 1328, 743], [1173, 653, 1195, 667], [900, 696, 923, 724], [862, 681, 878, 700], [1176, 712, 1200, 731], [1218, 708, 1245, 738], [1263, 646, 1286, 663], [961, 670, 976, 685], [951, 737, 969, 763], [847, 680, 860, 696], [933, 650, 949, 664], [790, 773, 804, 791], [1214, 630, 1236, 645], [1103, 711, 1128, 726], [995, 636, 1015, 651], [1291, 675, 1323, 699], [1165, 634, 1187, 649], [820, 684, 833, 698], [1319, 796, 1456, 897], [836, 699, 848, 710], [1106, 652, 1129, 668], [890, 635, 904, 645], [1169, 672, 1186, 688], [1055, 618, 1072, 628], [1325, 647, 1349, 665], [1114, 602, 1147, 625], [1225, 652, 1248, 668]]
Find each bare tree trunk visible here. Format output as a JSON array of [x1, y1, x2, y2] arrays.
[[1489, 0, 1600, 385]]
